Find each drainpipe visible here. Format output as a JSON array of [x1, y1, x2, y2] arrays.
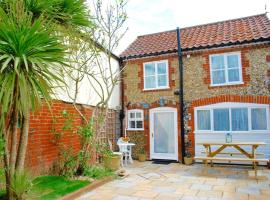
[[176, 27, 186, 163], [119, 60, 125, 137]]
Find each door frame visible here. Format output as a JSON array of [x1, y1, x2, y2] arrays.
[[149, 107, 178, 161]]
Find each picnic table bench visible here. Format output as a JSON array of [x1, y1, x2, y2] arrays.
[[194, 142, 268, 177]]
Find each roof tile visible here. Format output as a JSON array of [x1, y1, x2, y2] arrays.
[[120, 14, 270, 59]]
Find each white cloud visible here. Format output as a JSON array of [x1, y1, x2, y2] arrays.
[[116, 0, 270, 54]]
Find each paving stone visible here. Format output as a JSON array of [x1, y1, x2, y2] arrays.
[[212, 185, 236, 192], [180, 195, 208, 200], [113, 196, 139, 200], [190, 183, 212, 190], [204, 179, 226, 186], [260, 188, 270, 195], [196, 190, 222, 198], [114, 181, 136, 188], [152, 186, 177, 193], [154, 193, 181, 200], [236, 186, 261, 195], [76, 191, 96, 200], [132, 190, 159, 198], [222, 192, 248, 200], [175, 188, 199, 196], [249, 194, 270, 200]]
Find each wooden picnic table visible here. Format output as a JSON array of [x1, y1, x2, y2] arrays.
[[195, 142, 268, 177]]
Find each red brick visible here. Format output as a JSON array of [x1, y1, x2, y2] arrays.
[[266, 55, 270, 62]]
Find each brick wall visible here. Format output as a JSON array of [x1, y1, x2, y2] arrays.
[[25, 100, 120, 174]]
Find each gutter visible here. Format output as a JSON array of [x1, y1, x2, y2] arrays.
[[120, 39, 270, 60], [176, 27, 186, 163]]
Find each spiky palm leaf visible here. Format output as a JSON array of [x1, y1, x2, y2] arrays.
[[0, 2, 66, 117]]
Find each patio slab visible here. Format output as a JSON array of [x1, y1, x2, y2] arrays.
[[76, 161, 270, 200]]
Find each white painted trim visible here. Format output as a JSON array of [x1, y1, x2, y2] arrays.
[[149, 107, 178, 160], [143, 60, 169, 90], [210, 52, 243, 86], [127, 109, 144, 131], [194, 102, 270, 133]]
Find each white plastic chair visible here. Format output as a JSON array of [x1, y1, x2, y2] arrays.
[[117, 137, 132, 166]]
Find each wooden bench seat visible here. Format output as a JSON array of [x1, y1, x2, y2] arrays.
[[194, 156, 268, 162], [201, 151, 264, 156]]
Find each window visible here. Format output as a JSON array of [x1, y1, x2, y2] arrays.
[[128, 110, 144, 130], [210, 52, 242, 86], [144, 60, 169, 90], [195, 103, 269, 132]]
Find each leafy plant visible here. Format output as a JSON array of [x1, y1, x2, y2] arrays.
[[83, 165, 113, 180], [58, 147, 78, 178], [185, 150, 192, 158], [10, 170, 33, 200], [139, 147, 145, 155]]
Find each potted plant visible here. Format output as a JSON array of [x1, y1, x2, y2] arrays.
[[184, 151, 193, 165], [102, 147, 121, 171], [138, 148, 146, 162]]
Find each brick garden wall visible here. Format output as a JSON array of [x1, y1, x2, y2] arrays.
[[24, 100, 120, 174]]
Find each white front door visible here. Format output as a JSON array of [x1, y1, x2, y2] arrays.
[[150, 107, 178, 160]]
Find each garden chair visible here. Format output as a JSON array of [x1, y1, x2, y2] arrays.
[[117, 137, 133, 166]]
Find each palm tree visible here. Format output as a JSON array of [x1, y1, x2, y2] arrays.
[[0, 0, 91, 199]]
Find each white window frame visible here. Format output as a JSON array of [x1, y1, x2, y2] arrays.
[[143, 60, 169, 90], [210, 52, 243, 86], [127, 109, 144, 131], [194, 102, 269, 133]]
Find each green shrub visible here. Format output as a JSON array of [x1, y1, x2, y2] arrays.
[[83, 166, 113, 179], [10, 170, 33, 200]]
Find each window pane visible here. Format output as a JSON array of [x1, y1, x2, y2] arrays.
[[228, 69, 240, 82], [227, 55, 239, 69], [251, 108, 267, 130], [145, 76, 156, 89], [129, 121, 135, 129], [211, 55, 225, 70], [214, 109, 230, 131], [231, 108, 248, 131], [157, 62, 167, 74], [136, 112, 142, 118], [144, 63, 155, 76], [197, 110, 211, 130], [158, 75, 167, 87], [130, 113, 135, 118], [212, 70, 225, 84], [136, 121, 143, 128]]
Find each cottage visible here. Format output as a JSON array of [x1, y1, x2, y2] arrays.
[[120, 13, 270, 163]]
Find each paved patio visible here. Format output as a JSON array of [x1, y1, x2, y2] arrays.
[[77, 161, 270, 200]]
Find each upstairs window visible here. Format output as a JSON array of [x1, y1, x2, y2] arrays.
[[144, 60, 169, 90], [128, 109, 144, 130], [210, 52, 242, 86]]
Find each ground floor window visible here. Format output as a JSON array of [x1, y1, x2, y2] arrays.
[[195, 102, 269, 132], [127, 109, 144, 130]]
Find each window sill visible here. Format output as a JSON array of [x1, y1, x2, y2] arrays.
[[126, 129, 144, 131], [143, 87, 170, 91], [210, 82, 244, 87], [194, 131, 269, 134]]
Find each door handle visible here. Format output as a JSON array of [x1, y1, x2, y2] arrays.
[[152, 133, 154, 138]]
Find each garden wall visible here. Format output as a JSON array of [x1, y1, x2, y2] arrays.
[[25, 100, 120, 174]]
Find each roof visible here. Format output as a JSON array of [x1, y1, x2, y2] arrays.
[[120, 13, 270, 59]]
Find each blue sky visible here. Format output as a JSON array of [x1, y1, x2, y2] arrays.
[[116, 0, 270, 54]]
